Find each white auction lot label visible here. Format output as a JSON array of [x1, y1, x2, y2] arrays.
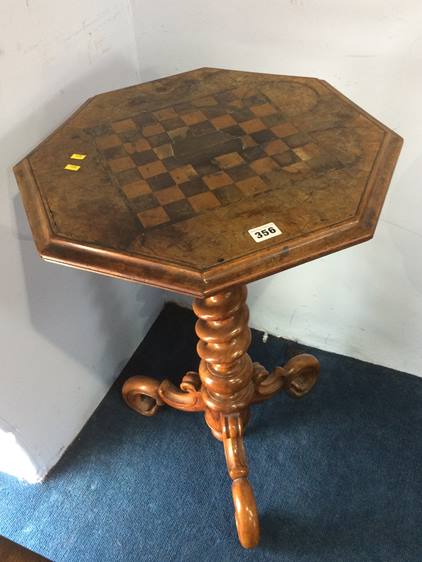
[[248, 222, 282, 243]]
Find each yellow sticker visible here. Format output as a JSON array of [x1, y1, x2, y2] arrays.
[[70, 153, 87, 160], [64, 164, 81, 171]]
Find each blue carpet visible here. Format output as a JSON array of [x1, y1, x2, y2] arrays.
[[1, 303, 421, 562]]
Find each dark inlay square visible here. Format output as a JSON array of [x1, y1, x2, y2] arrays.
[[131, 150, 157, 166], [163, 198, 195, 222], [190, 120, 217, 136], [283, 132, 313, 148], [213, 183, 243, 206], [149, 172, 176, 191], [179, 177, 208, 197], [115, 168, 142, 186], [203, 106, 227, 119], [250, 129, 277, 144], [194, 158, 220, 176], [130, 192, 159, 213], [102, 145, 126, 160], [223, 125, 245, 137], [161, 156, 181, 171], [226, 164, 256, 182], [119, 130, 140, 143], [173, 101, 192, 113], [161, 117, 186, 131], [261, 113, 286, 128], [272, 149, 300, 167], [134, 113, 156, 126], [230, 108, 255, 122], [242, 145, 267, 162], [148, 132, 171, 147]]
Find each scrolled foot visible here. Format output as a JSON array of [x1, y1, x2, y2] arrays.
[[122, 376, 163, 416], [252, 353, 320, 402], [283, 354, 320, 398], [158, 370, 204, 412], [232, 477, 260, 549], [122, 372, 204, 415]]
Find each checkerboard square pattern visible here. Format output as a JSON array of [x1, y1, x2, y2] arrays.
[[86, 87, 344, 231]]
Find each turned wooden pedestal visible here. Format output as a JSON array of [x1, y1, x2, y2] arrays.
[[15, 67, 402, 550], [122, 286, 319, 548]]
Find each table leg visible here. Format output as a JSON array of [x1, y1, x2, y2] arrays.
[[122, 284, 320, 549], [222, 413, 259, 548]]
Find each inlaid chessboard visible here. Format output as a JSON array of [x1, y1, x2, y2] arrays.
[[86, 87, 342, 231], [15, 68, 402, 296]]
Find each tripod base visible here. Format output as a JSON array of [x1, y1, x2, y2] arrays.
[[122, 286, 319, 549]]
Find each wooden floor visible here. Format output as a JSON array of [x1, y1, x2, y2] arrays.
[[0, 536, 48, 561]]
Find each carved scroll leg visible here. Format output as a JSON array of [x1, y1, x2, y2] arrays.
[[283, 354, 320, 398], [122, 371, 204, 416], [222, 414, 260, 549], [252, 353, 320, 403], [122, 376, 163, 416]]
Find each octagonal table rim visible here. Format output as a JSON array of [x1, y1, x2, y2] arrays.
[[13, 71, 403, 298]]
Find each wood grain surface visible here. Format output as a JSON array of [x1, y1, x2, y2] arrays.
[[14, 68, 402, 296]]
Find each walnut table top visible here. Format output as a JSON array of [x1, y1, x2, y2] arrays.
[[14, 68, 402, 296]]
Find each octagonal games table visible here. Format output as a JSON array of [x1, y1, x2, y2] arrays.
[[14, 68, 402, 549]]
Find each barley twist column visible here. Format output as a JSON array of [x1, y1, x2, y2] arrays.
[[193, 286, 260, 548]]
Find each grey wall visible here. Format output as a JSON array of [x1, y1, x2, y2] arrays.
[[0, 0, 164, 481]]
